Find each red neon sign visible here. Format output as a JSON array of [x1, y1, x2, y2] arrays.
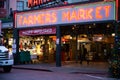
[[28, 0, 53, 8]]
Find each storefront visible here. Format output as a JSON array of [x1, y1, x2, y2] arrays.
[[19, 27, 56, 63], [14, 1, 117, 66]]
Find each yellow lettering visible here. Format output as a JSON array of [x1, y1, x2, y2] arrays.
[[41, 14, 45, 24], [23, 17, 28, 25], [78, 9, 85, 20], [45, 13, 51, 23], [28, 16, 34, 24], [70, 10, 77, 20], [86, 8, 93, 19], [33, 15, 39, 24], [18, 16, 23, 26], [62, 11, 70, 21], [96, 6, 102, 19], [104, 5, 111, 18], [37, 14, 43, 24], [51, 12, 57, 23]]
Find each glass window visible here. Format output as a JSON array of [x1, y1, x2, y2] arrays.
[[17, 1, 24, 11], [26, 2, 28, 7]]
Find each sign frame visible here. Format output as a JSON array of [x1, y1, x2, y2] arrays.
[[19, 27, 56, 36], [15, 1, 116, 28]]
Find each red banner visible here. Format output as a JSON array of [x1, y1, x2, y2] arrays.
[[0, 8, 7, 18], [19, 27, 56, 36]]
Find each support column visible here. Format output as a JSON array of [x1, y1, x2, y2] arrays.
[[56, 26, 61, 67], [75, 35, 78, 63], [13, 28, 19, 65]]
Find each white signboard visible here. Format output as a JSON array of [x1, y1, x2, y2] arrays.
[[12, 43, 16, 53], [56, 38, 59, 44]]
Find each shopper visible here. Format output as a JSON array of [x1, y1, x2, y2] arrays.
[[85, 52, 90, 65], [51, 48, 56, 61], [80, 45, 87, 64]]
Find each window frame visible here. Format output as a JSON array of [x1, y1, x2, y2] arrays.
[[17, 1, 24, 11]]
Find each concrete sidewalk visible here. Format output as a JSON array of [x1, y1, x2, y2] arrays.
[[12, 61, 120, 80], [13, 61, 108, 74]]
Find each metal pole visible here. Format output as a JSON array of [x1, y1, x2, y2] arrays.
[[56, 26, 61, 67], [75, 34, 78, 63], [13, 28, 19, 65]]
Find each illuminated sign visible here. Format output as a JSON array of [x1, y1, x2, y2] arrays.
[[19, 27, 56, 36], [28, 0, 54, 8], [15, 2, 115, 28]]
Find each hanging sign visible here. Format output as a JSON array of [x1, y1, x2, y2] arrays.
[[15, 1, 115, 28], [19, 27, 56, 36]]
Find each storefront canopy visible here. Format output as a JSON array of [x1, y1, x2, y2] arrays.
[[15, 1, 116, 28]]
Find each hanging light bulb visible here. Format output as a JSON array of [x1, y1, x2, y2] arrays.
[[107, 24, 110, 28], [112, 33, 115, 37]]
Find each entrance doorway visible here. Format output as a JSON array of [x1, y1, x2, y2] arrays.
[[60, 22, 115, 64]]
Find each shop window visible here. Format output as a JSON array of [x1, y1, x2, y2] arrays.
[[26, 2, 28, 7], [17, 1, 24, 11]]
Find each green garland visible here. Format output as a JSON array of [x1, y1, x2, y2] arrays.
[[109, 48, 120, 79]]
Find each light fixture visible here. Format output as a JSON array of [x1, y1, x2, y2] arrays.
[[72, 27, 75, 30], [70, 36, 72, 39], [93, 23, 96, 26], [107, 24, 110, 28], [89, 26, 91, 29], [112, 33, 115, 37]]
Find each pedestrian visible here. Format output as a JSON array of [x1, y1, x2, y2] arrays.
[[80, 45, 88, 64], [85, 52, 90, 65], [79, 52, 83, 64]]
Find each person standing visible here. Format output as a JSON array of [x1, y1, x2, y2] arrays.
[[85, 52, 90, 65], [80, 45, 88, 64]]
